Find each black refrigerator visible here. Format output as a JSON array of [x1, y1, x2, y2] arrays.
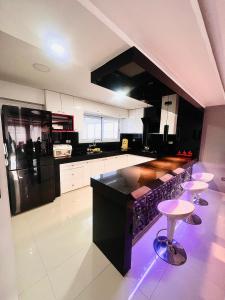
[[1, 105, 55, 215]]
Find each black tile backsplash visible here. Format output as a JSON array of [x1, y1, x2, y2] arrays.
[[120, 133, 143, 150], [52, 132, 144, 155]]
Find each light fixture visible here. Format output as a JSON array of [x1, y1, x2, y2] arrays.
[[116, 89, 128, 97], [50, 42, 65, 58], [42, 32, 71, 63], [33, 63, 50, 72], [163, 97, 172, 143]]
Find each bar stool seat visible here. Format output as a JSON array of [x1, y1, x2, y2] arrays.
[[192, 172, 214, 183], [191, 173, 214, 205], [153, 199, 195, 266], [181, 181, 208, 224]]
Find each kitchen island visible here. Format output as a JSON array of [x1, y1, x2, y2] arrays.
[[91, 156, 195, 275]]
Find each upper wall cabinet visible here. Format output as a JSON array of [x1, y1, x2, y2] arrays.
[[45, 90, 62, 113], [74, 96, 128, 119], [60, 94, 74, 115], [45, 90, 74, 115], [45, 91, 129, 135]]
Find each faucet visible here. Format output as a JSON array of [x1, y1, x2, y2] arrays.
[[89, 139, 100, 149], [93, 139, 101, 147]]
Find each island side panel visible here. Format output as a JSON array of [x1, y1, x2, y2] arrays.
[[92, 181, 133, 276]]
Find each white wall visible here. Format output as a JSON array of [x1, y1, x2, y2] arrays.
[[0, 80, 44, 105], [196, 105, 225, 193], [0, 117, 18, 300]]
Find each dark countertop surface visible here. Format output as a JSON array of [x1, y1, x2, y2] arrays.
[[91, 156, 195, 196], [54, 149, 158, 164]]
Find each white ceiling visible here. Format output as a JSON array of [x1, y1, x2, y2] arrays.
[[79, 0, 225, 107], [0, 0, 147, 109], [0, 0, 225, 108], [198, 0, 225, 93]]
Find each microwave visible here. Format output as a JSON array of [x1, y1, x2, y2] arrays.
[[53, 144, 72, 158]]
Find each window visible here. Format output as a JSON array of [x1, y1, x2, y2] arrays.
[[102, 118, 119, 140], [81, 115, 120, 142]]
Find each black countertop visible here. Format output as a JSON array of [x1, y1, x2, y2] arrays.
[[91, 156, 195, 196], [54, 149, 158, 164]]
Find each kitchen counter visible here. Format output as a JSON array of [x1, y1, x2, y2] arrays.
[[53, 149, 158, 197], [54, 149, 158, 165], [91, 156, 195, 276], [91, 156, 194, 195]]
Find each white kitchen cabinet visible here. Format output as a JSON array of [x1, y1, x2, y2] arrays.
[[60, 154, 156, 194], [45, 90, 62, 114], [73, 98, 84, 133], [60, 94, 74, 115], [87, 159, 105, 177], [71, 165, 86, 189], [60, 169, 74, 194], [60, 163, 86, 193], [45, 90, 74, 116]]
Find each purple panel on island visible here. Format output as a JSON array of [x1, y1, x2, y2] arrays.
[[132, 165, 193, 241]]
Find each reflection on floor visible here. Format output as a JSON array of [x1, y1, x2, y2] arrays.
[[12, 187, 225, 300]]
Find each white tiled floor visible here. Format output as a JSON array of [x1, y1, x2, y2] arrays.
[[12, 187, 225, 300]]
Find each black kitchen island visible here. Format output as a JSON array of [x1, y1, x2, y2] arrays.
[[91, 156, 195, 276]]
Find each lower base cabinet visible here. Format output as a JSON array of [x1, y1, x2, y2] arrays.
[[60, 154, 154, 194]]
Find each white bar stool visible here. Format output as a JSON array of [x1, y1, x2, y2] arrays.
[[191, 173, 214, 206], [181, 181, 208, 225], [153, 199, 195, 266]]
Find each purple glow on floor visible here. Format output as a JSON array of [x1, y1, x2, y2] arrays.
[[128, 220, 183, 299]]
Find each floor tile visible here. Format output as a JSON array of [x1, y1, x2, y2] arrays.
[[12, 187, 225, 300], [48, 243, 110, 300], [35, 217, 92, 271], [18, 277, 55, 300], [15, 240, 47, 294], [150, 263, 225, 300], [75, 264, 147, 300]]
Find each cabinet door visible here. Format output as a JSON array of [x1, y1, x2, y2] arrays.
[[45, 90, 62, 114], [61, 94, 74, 115], [60, 169, 73, 194], [104, 157, 114, 173], [88, 159, 105, 177], [71, 165, 85, 189]]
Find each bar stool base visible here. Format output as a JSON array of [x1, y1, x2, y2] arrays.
[[194, 198, 208, 206], [153, 236, 187, 266], [184, 213, 202, 225]]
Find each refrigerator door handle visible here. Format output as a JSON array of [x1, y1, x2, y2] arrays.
[[3, 143, 8, 157], [11, 171, 22, 214], [3, 143, 8, 166]]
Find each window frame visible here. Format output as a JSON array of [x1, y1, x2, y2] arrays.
[[80, 114, 120, 143]]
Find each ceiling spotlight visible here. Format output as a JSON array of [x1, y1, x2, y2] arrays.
[[33, 63, 50, 72], [50, 42, 65, 58], [42, 32, 71, 63], [116, 89, 127, 97]]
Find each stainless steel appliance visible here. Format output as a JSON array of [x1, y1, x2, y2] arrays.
[[1, 105, 55, 215]]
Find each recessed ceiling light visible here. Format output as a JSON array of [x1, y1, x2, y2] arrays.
[[42, 32, 72, 63], [33, 63, 50, 72], [50, 43, 65, 57], [116, 89, 127, 97]]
